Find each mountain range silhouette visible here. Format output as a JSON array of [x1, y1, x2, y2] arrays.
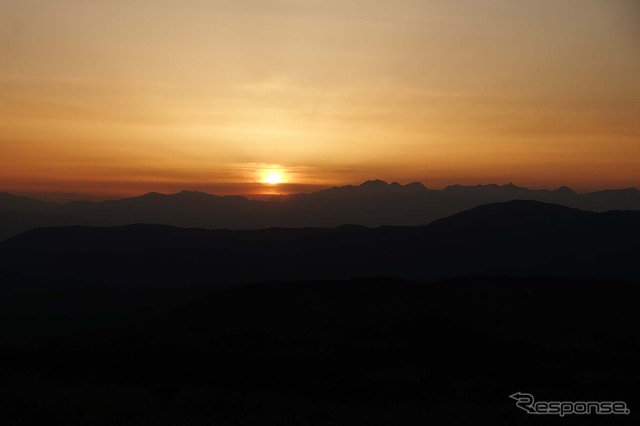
[[1, 180, 639, 241]]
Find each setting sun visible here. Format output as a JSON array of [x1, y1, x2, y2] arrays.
[[262, 171, 284, 185]]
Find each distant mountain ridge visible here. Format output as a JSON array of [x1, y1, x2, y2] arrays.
[[1, 180, 639, 241]]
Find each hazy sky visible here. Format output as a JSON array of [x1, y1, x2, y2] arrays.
[[1, 0, 639, 199]]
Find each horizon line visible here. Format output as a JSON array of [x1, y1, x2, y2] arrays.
[[2, 179, 639, 204]]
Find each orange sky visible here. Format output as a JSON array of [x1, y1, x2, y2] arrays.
[[1, 0, 639, 200]]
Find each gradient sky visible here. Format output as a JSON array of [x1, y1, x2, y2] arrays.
[[1, 0, 639, 200]]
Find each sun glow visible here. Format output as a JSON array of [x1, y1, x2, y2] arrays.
[[262, 170, 284, 185]]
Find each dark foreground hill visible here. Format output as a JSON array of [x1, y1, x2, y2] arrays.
[[2, 201, 640, 424], [2, 200, 640, 289], [1, 180, 639, 240], [1, 276, 639, 425]]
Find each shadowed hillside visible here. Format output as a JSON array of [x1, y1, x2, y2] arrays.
[[2, 200, 639, 289], [1, 276, 639, 425], [2, 201, 639, 424]]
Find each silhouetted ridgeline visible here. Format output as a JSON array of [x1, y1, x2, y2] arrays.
[[1, 180, 639, 240], [1, 200, 639, 289]]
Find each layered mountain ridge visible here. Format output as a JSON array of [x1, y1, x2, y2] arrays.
[[1, 180, 639, 241]]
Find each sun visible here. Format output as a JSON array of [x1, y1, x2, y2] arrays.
[[262, 170, 284, 185]]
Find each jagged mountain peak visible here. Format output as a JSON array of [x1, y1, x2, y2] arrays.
[[359, 179, 389, 188]]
